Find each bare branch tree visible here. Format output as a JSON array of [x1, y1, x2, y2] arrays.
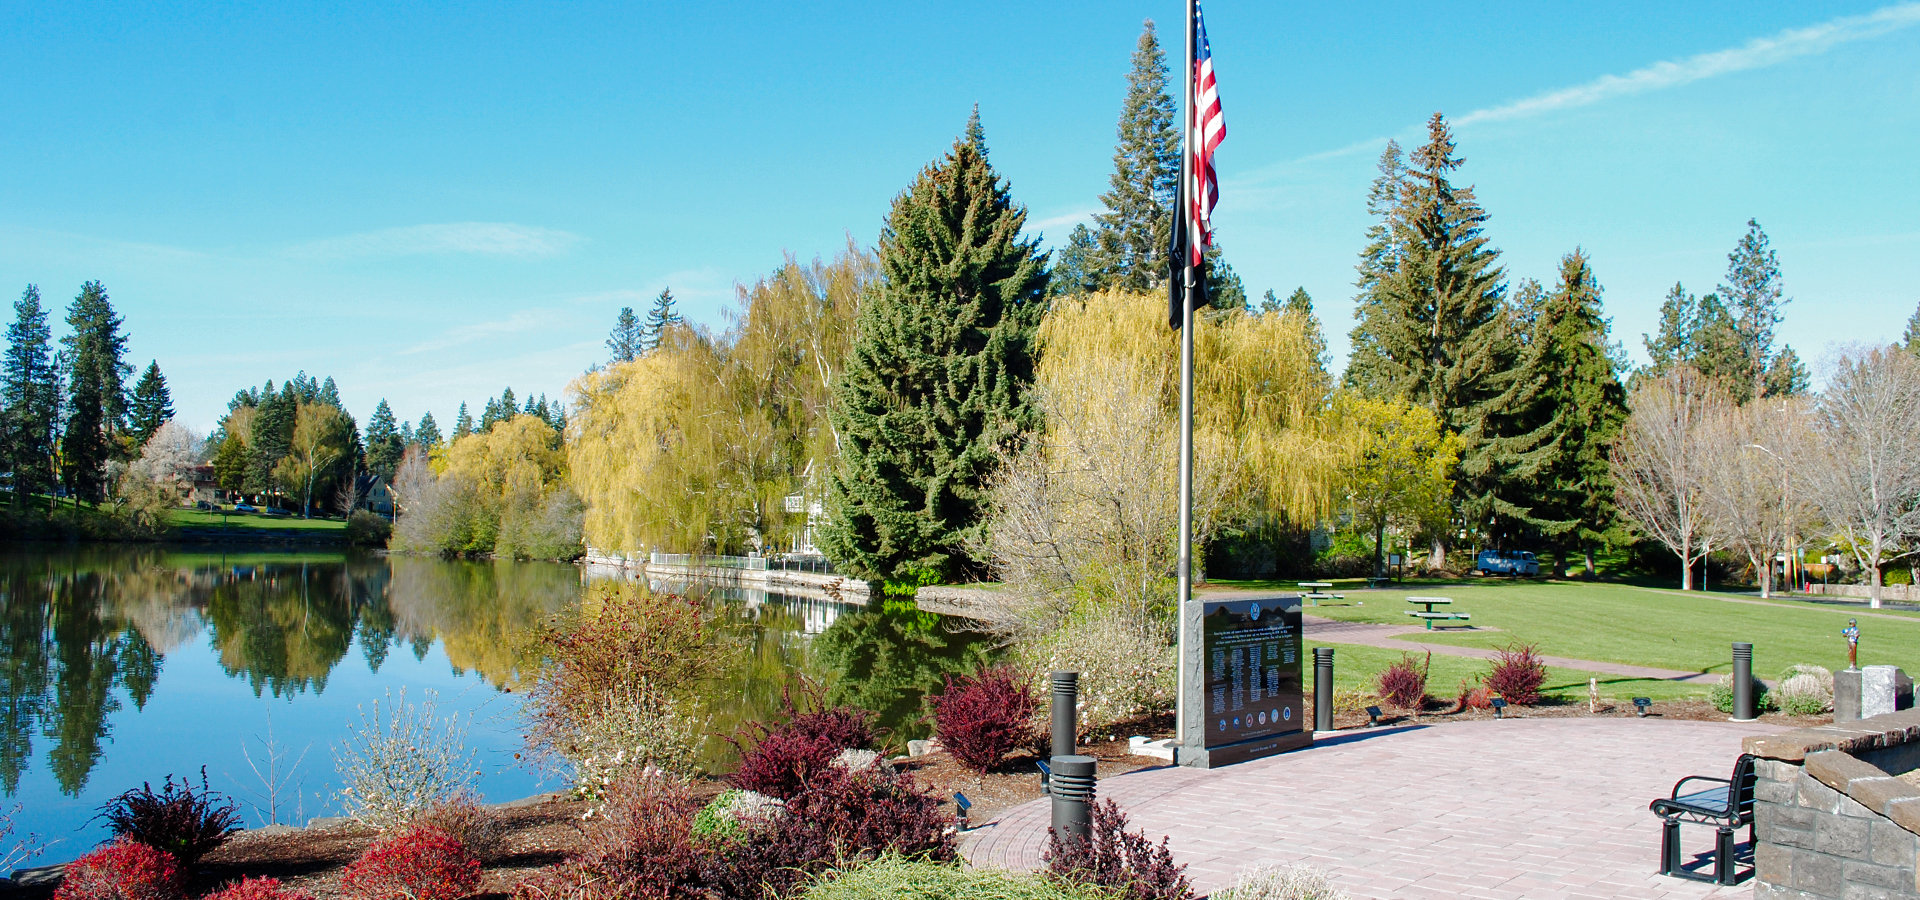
[[1611, 366, 1731, 590], [1702, 396, 1816, 597], [1802, 347, 1920, 609]]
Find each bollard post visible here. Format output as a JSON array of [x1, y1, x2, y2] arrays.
[[1048, 754, 1096, 841], [1313, 648, 1334, 733], [1731, 642, 1756, 721], [1050, 672, 1079, 760]]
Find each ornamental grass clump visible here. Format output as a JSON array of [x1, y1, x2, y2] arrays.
[[1774, 664, 1834, 716], [411, 791, 507, 861], [929, 665, 1040, 772], [1043, 799, 1192, 900], [94, 768, 241, 866], [53, 840, 182, 900], [1211, 863, 1352, 900], [1485, 643, 1548, 706], [798, 854, 1109, 900], [1375, 653, 1430, 711], [340, 824, 483, 900]]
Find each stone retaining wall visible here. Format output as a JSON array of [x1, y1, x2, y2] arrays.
[[1746, 708, 1920, 899]]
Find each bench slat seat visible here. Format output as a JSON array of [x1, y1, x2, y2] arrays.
[[1650, 755, 1754, 886]]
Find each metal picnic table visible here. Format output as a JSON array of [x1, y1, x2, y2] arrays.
[[1298, 581, 1342, 606], [1405, 596, 1471, 630]]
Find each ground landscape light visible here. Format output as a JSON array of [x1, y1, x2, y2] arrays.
[[953, 792, 971, 831], [1490, 697, 1507, 719], [1035, 758, 1051, 793], [1366, 705, 1383, 726], [1634, 697, 1653, 717]]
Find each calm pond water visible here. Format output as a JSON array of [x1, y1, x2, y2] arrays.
[[0, 546, 984, 861]]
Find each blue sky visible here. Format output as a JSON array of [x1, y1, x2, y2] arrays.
[[2, 1, 1916, 432]]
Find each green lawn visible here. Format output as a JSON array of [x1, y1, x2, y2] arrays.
[[167, 508, 347, 531], [1212, 578, 1919, 679], [1308, 640, 1708, 703]]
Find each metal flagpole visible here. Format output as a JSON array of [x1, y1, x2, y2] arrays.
[[1175, 0, 1197, 758]]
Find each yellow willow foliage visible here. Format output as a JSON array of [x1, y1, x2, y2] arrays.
[[569, 245, 874, 555], [1035, 289, 1338, 526], [441, 414, 569, 500], [979, 290, 1338, 632]]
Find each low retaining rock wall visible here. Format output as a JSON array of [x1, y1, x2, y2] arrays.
[[1746, 708, 1920, 899]]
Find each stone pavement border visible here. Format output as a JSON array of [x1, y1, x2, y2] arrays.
[[963, 717, 1774, 899]]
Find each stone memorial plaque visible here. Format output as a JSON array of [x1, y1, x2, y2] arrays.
[[1178, 595, 1310, 767]]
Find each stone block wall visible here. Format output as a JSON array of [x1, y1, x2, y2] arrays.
[[1746, 708, 1920, 899]]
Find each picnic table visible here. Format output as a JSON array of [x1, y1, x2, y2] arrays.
[[1298, 581, 1343, 607], [1405, 596, 1471, 630]]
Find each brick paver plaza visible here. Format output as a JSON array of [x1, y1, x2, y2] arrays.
[[964, 717, 1777, 899]]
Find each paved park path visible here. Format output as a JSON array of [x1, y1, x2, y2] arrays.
[[963, 717, 1773, 899]]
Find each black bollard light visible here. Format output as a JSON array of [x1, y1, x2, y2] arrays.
[[1050, 672, 1079, 759], [1049, 755, 1097, 841], [1731, 643, 1756, 721], [1313, 647, 1335, 733]]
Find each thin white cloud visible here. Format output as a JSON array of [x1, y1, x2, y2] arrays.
[[1458, 2, 1920, 126], [288, 222, 583, 260], [1032, 208, 1100, 234], [401, 307, 565, 355]]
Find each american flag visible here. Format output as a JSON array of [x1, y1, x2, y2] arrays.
[[1187, 1, 1224, 266]]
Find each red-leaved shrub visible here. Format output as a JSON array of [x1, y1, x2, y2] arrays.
[[95, 768, 241, 865], [1487, 643, 1548, 706], [200, 877, 315, 900], [930, 666, 1039, 773], [1452, 681, 1494, 712], [514, 764, 955, 900], [340, 824, 482, 900], [730, 699, 875, 800], [1376, 652, 1430, 711], [1043, 799, 1193, 900], [53, 840, 181, 900]]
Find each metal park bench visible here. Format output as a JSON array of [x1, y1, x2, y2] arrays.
[[1404, 596, 1469, 630], [1650, 753, 1755, 886], [1298, 581, 1342, 607]]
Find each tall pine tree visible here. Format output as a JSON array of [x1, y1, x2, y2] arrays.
[[642, 290, 683, 354], [453, 402, 473, 439], [61, 281, 132, 501], [821, 120, 1049, 583], [415, 412, 442, 449], [3, 286, 61, 504], [127, 361, 173, 445], [364, 399, 404, 481], [608, 306, 643, 363], [1346, 115, 1554, 556], [1720, 219, 1787, 402], [1523, 250, 1629, 575]]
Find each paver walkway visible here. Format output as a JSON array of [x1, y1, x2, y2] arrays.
[[1299, 614, 1721, 685], [963, 717, 1774, 899]]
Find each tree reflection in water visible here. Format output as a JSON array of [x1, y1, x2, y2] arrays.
[[0, 547, 988, 816]]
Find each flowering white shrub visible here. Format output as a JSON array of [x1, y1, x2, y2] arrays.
[[333, 689, 479, 829], [559, 688, 703, 817], [1015, 601, 1175, 735]]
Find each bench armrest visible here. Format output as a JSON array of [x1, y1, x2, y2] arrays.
[[1670, 775, 1729, 799]]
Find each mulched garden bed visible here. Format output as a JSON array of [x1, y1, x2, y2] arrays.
[[3, 703, 1822, 899]]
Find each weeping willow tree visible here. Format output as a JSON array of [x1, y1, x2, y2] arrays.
[[978, 290, 1339, 728], [568, 245, 875, 557]]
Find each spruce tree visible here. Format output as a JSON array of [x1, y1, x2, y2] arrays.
[[246, 388, 296, 500], [1087, 20, 1181, 292], [1720, 219, 1786, 401], [3, 286, 60, 503], [821, 122, 1049, 583], [608, 306, 643, 363], [1274, 287, 1327, 374], [642, 290, 683, 353], [318, 376, 342, 408], [453, 402, 473, 439], [1347, 115, 1552, 550], [1524, 250, 1629, 574], [61, 282, 133, 501], [1642, 283, 1697, 373], [127, 361, 173, 445], [364, 400, 403, 481], [499, 387, 517, 420], [415, 412, 442, 449]]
